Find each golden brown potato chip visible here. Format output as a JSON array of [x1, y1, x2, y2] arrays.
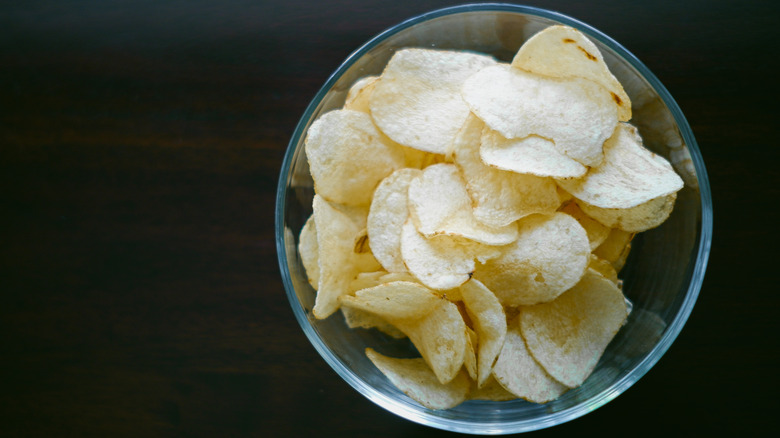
[[556, 123, 684, 209], [452, 114, 561, 228], [370, 48, 497, 154], [587, 254, 619, 284], [462, 64, 617, 167], [480, 128, 587, 179], [474, 213, 590, 306], [298, 214, 320, 289], [459, 279, 507, 387], [408, 163, 518, 245], [394, 300, 468, 384], [464, 326, 478, 381], [493, 317, 568, 403], [593, 228, 634, 272], [305, 109, 405, 206], [520, 269, 629, 388], [367, 168, 422, 272], [560, 201, 610, 250], [365, 348, 470, 410], [511, 25, 631, 121]]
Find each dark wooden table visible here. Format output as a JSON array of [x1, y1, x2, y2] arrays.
[[2, 0, 777, 436]]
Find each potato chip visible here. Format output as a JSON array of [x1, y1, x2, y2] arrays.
[[459, 279, 507, 387], [394, 299, 468, 384], [511, 25, 631, 121], [401, 219, 500, 291], [587, 254, 619, 284], [474, 213, 590, 306], [312, 195, 375, 319], [468, 375, 516, 401], [367, 168, 422, 272], [365, 348, 470, 410], [343, 75, 379, 113], [556, 123, 684, 209], [348, 270, 387, 293], [452, 114, 561, 228], [340, 306, 406, 339], [520, 269, 629, 388], [305, 109, 405, 206], [480, 128, 587, 179], [560, 201, 610, 250], [577, 192, 678, 232], [462, 64, 617, 167], [464, 326, 478, 381], [408, 163, 518, 245], [593, 228, 634, 272], [493, 318, 568, 403], [339, 281, 443, 321], [298, 214, 320, 289], [370, 48, 497, 154]]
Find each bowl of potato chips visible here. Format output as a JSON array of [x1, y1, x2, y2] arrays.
[[276, 3, 712, 434]]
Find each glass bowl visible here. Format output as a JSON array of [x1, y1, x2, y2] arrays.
[[275, 3, 712, 434]]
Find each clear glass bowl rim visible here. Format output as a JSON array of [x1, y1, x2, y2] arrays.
[[275, 3, 713, 434]]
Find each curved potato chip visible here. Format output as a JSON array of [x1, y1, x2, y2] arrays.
[[577, 192, 677, 232], [305, 109, 405, 206], [520, 269, 629, 388], [557, 123, 684, 209], [464, 326, 478, 381], [587, 254, 619, 284], [394, 300, 468, 384], [462, 64, 617, 167], [593, 228, 634, 272], [368, 168, 422, 272], [459, 279, 507, 387], [298, 214, 320, 289], [511, 25, 631, 121], [365, 348, 470, 410], [343, 75, 379, 113], [453, 114, 561, 228], [468, 375, 516, 401], [370, 48, 497, 154], [480, 128, 587, 178], [400, 219, 500, 291], [493, 318, 568, 403], [340, 307, 406, 339], [560, 201, 610, 250], [474, 213, 590, 306], [339, 281, 443, 321], [408, 163, 518, 245]]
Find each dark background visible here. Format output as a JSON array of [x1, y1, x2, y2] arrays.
[[1, 0, 778, 436]]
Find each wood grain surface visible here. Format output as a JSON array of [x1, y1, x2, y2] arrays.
[[1, 0, 777, 436]]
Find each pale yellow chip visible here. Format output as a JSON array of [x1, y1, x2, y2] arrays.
[[400, 219, 500, 291], [459, 279, 507, 388], [577, 192, 678, 233], [365, 348, 470, 410], [348, 270, 387, 294], [298, 214, 320, 289], [587, 254, 619, 284], [340, 306, 406, 339], [452, 114, 561, 228], [462, 64, 617, 167], [493, 317, 568, 403], [343, 75, 379, 113], [370, 48, 497, 154], [512, 25, 631, 121], [468, 375, 516, 401], [394, 300, 468, 384], [474, 213, 590, 306], [480, 128, 587, 179], [312, 195, 375, 319], [560, 201, 610, 250], [593, 228, 634, 272], [520, 268, 629, 388], [339, 281, 443, 321], [464, 326, 478, 381], [557, 123, 684, 209], [408, 163, 518, 245], [305, 109, 405, 206], [367, 168, 422, 272]]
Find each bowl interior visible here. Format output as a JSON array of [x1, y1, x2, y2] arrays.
[[276, 4, 711, 434]]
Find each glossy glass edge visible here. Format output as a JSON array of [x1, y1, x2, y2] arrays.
[[275, 3, 713, 434]]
